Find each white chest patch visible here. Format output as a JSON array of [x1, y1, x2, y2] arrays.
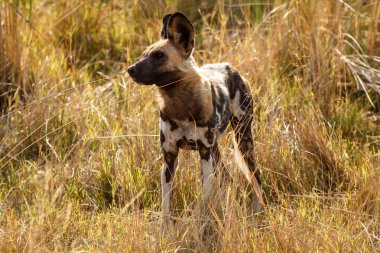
[[160, 118, 213, 152]]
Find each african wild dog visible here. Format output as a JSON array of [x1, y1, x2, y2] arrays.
[[127, 12, 262, 227]]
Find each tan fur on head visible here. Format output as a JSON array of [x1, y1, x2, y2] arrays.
[[144, 40, 196, 73]]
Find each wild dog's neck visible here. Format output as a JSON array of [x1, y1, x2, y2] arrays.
[[156, 65, 213, 124], [154, 56, 198, 87], [156, 55, 200, 93]]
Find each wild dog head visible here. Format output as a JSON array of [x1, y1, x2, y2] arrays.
[[127, 12, 195, 86]]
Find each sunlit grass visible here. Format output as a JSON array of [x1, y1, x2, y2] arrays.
[[0, 0, 379, 252]]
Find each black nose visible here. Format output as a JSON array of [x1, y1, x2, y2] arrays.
[[127, 66, 137, 76]]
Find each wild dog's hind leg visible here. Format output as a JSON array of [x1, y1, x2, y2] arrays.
[[231, 115, 261, 186], [230, 88, 263, 212]]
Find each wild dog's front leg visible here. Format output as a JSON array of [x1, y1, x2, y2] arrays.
[[212, 144, 230, 184], [159, 113, 179, 229], [161, 150, 178, 229], [199, 145, 215, 198]]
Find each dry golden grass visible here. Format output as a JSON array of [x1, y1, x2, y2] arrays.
[[0, 0, 380, 252]]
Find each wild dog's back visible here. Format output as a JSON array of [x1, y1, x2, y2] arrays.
[[199, 63, 254, 120]]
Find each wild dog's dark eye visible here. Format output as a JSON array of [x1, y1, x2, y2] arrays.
[[154, 52, 165, 59]]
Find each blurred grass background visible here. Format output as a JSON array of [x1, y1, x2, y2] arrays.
[[0, 0, 379, 251]]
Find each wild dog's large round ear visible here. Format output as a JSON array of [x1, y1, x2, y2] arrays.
[[160, 14, 172, 39], [167, 12, 195, 58]]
